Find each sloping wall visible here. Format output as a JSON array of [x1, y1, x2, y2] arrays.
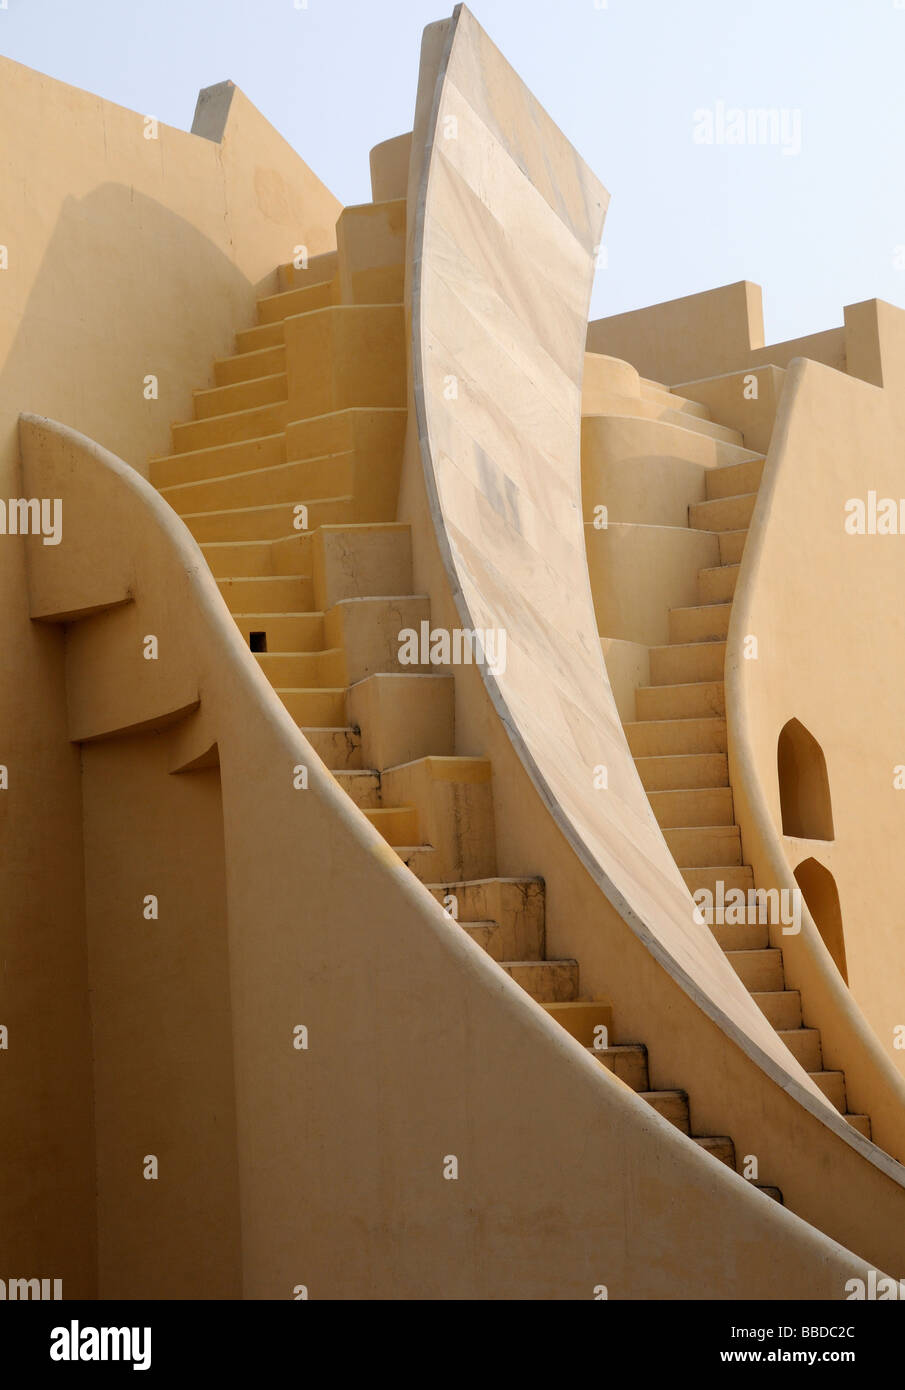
[[0, 56, 339, 1295]]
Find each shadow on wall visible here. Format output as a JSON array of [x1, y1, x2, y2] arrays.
[[0, 187, 259, 1296]]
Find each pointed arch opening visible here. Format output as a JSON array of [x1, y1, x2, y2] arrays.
[[777, 717, 834, 840], [794, 858, 847, 983]]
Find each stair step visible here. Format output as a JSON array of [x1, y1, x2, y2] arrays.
[[668, 602, 732, 644], [362, 805, 419, 847], [257, 650, 347, 688], [333, 769, 381, 808], [186, 496, 354, 544], [232, 613, 325, 652], [845, 1114, 872, 1140], [719, 530, 748, 565], [427, 879, 545, 960], [647, 786, 734, 829], [203, 540, 285, 578], [500, 960, 579, 1003], [171, 399, 290, 453], [725, 948, 785, 992], [753, 990, 802, 1030], [279, 688, 347, 727], [151, 432, 286, 489], [218, 575, 315, 611], [162, 455, 358, 518], [705, 455, 765, 501], [810, 1070, 847, 1112], [585, 1043, 649, 1090], [650, 641, 726, 686], [681, 865, 754, 894], [777, 1028, 823, 1071], [636, 680, 725, 721], [666, 824, 741, 867], [541, 1001, 613, 1048], [698, 564, 740, 604], [193, 371, 287, 421], [693, 1135, 735, 1168], [689, 492, 757, 533], [235, 319, 286, 355], [625, 716, 727, 758], [301, 726, 362, 770], [640, 1090, 690, 1133], [277, 249, 339, 293], [214, 342, 287, 387], [634, 751, 728, 792], [639, 380, 710, 418], [257, 278, 338, 324], [757, 1186, 783, 1203]]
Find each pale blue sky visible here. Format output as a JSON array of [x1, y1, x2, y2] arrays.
[[2, 0, 904, 342]]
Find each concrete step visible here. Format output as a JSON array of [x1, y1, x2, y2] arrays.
[[665, 824, 741, 867], [698, 564, 740, 604], [363, 805, 419, 847], [171, 399, 290, 453], [647, 786, 734, 828], [184, 495, 353, 543], [636, 680, 725, 721], [704, 455, 765, 501], [725, 948, 785, 992], [586, 1042, 649, 1090], [649, 641, 726, 686], [777, 1028, 822, 1072], [693, 1136, 735, 1168], [639, 379, 710, 418], [230, 613, 323, 652], [634, 751, 728, 792], [719, 530, 748, 565], [845, 1114, 872, 1139], [279, 687, 347, 727], [640, 1090, 690, 1134], [810, 1070, 847, 1112], [427, 879, 545, 960], [278, 249, 339, 293], [257, 277, 338, 324], [151, 432, 285, 489], [218, 575, 315, 611], [301, 726, 362, 770], [753, 990, 802, 1030], [541, 1001, 613, 1048], [668, 602, 732, 645], [235, 319, 285, 355], [333, 769, 381, 808], [162, 453, 359, 517], [625, 716, 727, 758], [214, 342, 287, 387], [257, 649, 347, 688], [193, 371, 287, 421], [690, 492, 757, 533], [500, 960, 579, 1003]]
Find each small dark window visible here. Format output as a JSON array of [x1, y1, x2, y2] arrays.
[[249, 631, 267, 653], [777, 718, 834, 840], [794, 858, 847, 983]]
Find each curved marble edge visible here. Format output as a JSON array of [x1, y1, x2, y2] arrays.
[[408, 3, 905, 1189]]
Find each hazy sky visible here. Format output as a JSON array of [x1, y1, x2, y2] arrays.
[[2, 0, 904, 342]]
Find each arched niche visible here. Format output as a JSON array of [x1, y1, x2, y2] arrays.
[[777, 718, 834, 841], [794, 858, 847, 983]]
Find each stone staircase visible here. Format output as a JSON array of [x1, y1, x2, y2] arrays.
[[149, 189, 774, 1188], [595, 371, 872, 1140]]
